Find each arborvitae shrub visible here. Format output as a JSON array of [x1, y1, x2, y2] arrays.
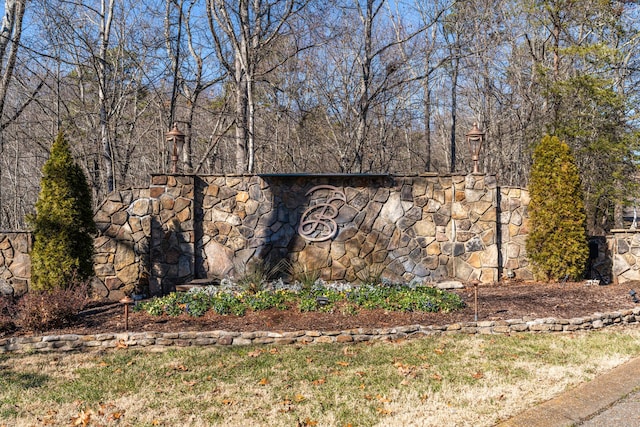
[[525, 135, 589, 281], [28, 133, 96, 291]]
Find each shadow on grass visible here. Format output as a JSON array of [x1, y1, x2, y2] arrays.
[[0, 363, 49, 390]]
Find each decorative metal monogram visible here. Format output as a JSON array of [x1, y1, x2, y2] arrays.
[[298, 185, 346, 242]]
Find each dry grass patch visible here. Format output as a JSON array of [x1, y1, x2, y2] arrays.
[[1, 326, 639, 426]]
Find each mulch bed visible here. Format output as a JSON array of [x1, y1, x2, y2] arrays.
[[4, 281, 640, 339]]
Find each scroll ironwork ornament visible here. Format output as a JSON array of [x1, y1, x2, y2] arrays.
[[298, 185, 346, 242]]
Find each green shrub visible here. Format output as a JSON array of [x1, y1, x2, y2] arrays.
[[28, 133, 96, 291], [525, 135, 589, 281]]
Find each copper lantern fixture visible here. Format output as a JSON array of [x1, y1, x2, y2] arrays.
[[466, 122, 485, 174], [166, 123, 185, 174]]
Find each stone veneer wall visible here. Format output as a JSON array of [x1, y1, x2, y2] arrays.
[[142, 173, 505, 294], [0, 174, 537, 299], [499, 187, 532, 281], [609, 230, 640, 283], [0, 232, 32, 296], [92, 188, 154, 300]]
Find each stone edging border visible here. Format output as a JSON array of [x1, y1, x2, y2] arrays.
[[3, 307, 640, 354]]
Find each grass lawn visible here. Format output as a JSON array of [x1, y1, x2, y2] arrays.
[[1, 326, 639, 426]]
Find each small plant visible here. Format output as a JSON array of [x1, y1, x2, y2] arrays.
[[136, 282, 465, 317], [236, 259, 290, 294], [355, 264, 386, 287], [17, 284, 89, 331], [289, 261, 321, 291]]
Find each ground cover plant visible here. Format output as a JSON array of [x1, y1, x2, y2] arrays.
[[1, 327, 639, 426], [134, 281, 466, 318]]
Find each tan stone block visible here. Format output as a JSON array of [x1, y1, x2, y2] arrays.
[[507, 243, 520, 259], [427, 242, 441, 255], [114, 244, 136, 270], [236, 191, 249, 203], [174, 197, 191, 212], [150, 186, 164, 198], [412, 219, 434, 237], [451, 202, 469, 220], [480, 208, 496, 222], [116, 264, 139, 284], [105, 276, 123, 290], [152, 175, 167, 185], [129, 216, 142, 233], [159, 194, 175, 210], [176, 207, 191, 222], [9, 253, 30, 278], [298, 245, 330, 270], [480, 268, 497, 283], [466, 252, 482, 268], [480, 229, 495, 246], [508, 223, 520, 238], [480, 244, 499, 268], [129, 198, 150, 216]]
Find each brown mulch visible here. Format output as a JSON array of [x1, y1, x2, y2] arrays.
[[5, 281, 640, 339]]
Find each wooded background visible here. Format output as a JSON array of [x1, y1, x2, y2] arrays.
[[0, 0, 638, 234]]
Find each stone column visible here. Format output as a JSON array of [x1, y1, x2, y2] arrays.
[[149, 175, 195, 295]]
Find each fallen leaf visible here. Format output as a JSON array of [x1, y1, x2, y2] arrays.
[[432, 373, 443, 381], [222, 399, 234, 405], [109, 411, 124, 420], [300, 418, 318, 426], [248, 349, 263, 358], [311, 378, 325, 385], [269, 348, 279, 354], [151, 420, 161, 426], [434, 348, 444, 355], [355, 371, 366, 377], [472, 371, 484, 380], [258, 378, 270, 385], [70, 409, 93, 426], [336, 361, 350, 367], [174, 364, 189, 372], [183, 380, 198, 387], [376, 407, 393, 415], [305, 357, 313, 363], [376, 394, 391, 403], [116, 340, 128, 350], [294, 394, 306, 402], [420, 394, 429, 402]]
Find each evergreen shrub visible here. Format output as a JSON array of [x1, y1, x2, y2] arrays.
[[525, 135, 589, 281], [28, 133, 96, 291]]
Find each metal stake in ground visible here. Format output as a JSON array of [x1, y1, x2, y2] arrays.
[[120, 296, 134, 331], [474, 282, 479, 321]]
